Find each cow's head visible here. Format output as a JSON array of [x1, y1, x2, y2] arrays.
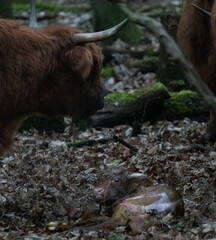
[[42, 20, 128, 119]]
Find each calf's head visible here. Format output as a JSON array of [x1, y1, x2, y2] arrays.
[[93, 166, 152, 204]]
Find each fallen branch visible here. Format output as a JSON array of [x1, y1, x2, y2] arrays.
[[119, 3, 216, 114], [67, 135, 138, 152], [67, 138, 113, 148], [90, 85, 207, 128], [113, 135, 138, 152]]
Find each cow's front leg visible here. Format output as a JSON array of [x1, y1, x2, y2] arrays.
[[0, 118, 23, 156]]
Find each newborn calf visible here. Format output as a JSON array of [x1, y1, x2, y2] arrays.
[[93, 166, 153, 204], [93, 166, 184, 218]]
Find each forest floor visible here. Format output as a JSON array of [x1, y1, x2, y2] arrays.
[[1, 0, 216, 239], [1, 118, 216, 239]]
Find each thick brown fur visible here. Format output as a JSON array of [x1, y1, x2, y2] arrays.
[[177, 0, 216, 140], [0, 19, 104, 155]]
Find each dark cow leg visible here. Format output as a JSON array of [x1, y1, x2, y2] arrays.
[[0, 118, 23, 156], [207, 111, 216, 141]]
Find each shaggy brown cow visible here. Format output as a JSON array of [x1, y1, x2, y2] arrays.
[[177, 0, 216, 140], [0, 17, 128, 156]]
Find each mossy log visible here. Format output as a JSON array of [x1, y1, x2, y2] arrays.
[[163, 91, 208, 121], [19, 86, 208, 132], [90, 83, 170, 127], [90, 83, 208, 128]]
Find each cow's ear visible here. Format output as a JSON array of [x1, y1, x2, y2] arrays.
[[63, 46, 93, 80]]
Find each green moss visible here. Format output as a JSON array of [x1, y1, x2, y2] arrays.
[[48, 18, 57, 24], [150, 82, 168, 92], [133, 56, 159, 73], [19, 114, 65, 134], [91, 1, 143, 44], [64, 7, 86, 14], [13, 2, 85, 15], [164, 90, 204, 115], [187, 127, 196, 134], [101, 67, 115, 78], [110, 160, 123, 166], [150, 7, 173, 15], [105, 82, 167, 104], [13, 2, 60, 14], [151, 8, 164, 14], [67, 140, 81, 148], [133, 82, 168, 101], [145, 49, 159, 57], [134, 82, 167, 96], [13, 3, 29, 12], [105, 92, 137, 104], [35, 2, 60, 12]]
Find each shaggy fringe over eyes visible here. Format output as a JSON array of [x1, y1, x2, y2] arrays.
[[63, 46, 93, 80]]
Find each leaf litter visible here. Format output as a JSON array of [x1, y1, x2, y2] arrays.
[[0, 117, 214, 239], [2, 0, 216, 238]]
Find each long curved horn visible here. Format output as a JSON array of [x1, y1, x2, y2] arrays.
[[72, 19, 129, 43], [191, 3, 211, 16]]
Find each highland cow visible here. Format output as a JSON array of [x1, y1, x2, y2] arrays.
[[177, 0, 216, 140], [0, 15, 127, 156]]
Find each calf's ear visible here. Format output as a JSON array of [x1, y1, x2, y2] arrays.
[[63, 46, 93, 80]]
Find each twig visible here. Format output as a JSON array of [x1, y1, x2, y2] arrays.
[[68, 138, 113, 148], [113, 135, 138, 152], [189, 144, 213, 153], [68, 136, 138, 153]]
